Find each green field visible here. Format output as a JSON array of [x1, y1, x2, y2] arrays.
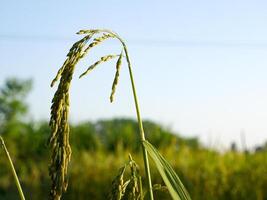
[[1, 118, 267, 200]]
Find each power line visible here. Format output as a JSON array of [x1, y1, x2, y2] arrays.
[[0, 34, 74, 42], [1, 34, 267, 48]]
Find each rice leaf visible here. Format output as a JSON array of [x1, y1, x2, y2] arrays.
[[143, 140, 191, 200]]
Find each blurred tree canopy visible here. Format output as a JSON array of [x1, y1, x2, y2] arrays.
[[0, 78, 32, 139], [0, 78, 32, 123]]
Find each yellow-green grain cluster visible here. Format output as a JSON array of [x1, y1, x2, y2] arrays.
[[109, 165, 130, 200], [110, 51, 123, 102], [80, 33, 114, 59], [49, 29, 124, 200], [109, 155, 143, 200], [49, 34, 90, 200], [128, 155, 142, 199], [79, 54, 119, 78]]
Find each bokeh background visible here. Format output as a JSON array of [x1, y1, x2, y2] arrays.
[[0, 1, 267, 199]]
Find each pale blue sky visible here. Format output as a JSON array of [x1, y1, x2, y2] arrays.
[[1, 0, 267, 149]]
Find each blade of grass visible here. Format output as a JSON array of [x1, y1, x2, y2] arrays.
[[0, 136, 25, 200], [143, 140, 191, 200]]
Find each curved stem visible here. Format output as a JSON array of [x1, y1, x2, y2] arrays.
[[0, 136, 25, 200], [98, 29, 154, 200], [123, 42, 154, 200]]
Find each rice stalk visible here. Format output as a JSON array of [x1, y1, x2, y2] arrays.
[[49, 29, 155, 200], [0, 136, 25, 200]]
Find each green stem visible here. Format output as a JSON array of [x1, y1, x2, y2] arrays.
[[122, 40, 154, 200], [99, 29, 154, 200], [0, 136, 25, 200]]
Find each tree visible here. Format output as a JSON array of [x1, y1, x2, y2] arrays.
[[0, 78, 32, 135]]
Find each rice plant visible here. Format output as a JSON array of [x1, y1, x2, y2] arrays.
[[48, 29, 191, 200]]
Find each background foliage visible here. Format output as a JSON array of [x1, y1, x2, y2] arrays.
[[0, 78, 266, 200]]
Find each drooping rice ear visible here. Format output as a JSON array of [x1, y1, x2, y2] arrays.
[[110, 50, 123, 103], [109, 165, 130, 200], [109, 155, 143, 200], [79, 54, 119, 78], [49, 32, 94, 200], [76, 29, 96, 35], [128, 154, 142, 199], [80, 33, 115, 58], [49, 30, 121, 200], [51, 33, 94, 87]]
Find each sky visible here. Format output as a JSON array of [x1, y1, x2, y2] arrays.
[[1, 0, 267, 149]]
